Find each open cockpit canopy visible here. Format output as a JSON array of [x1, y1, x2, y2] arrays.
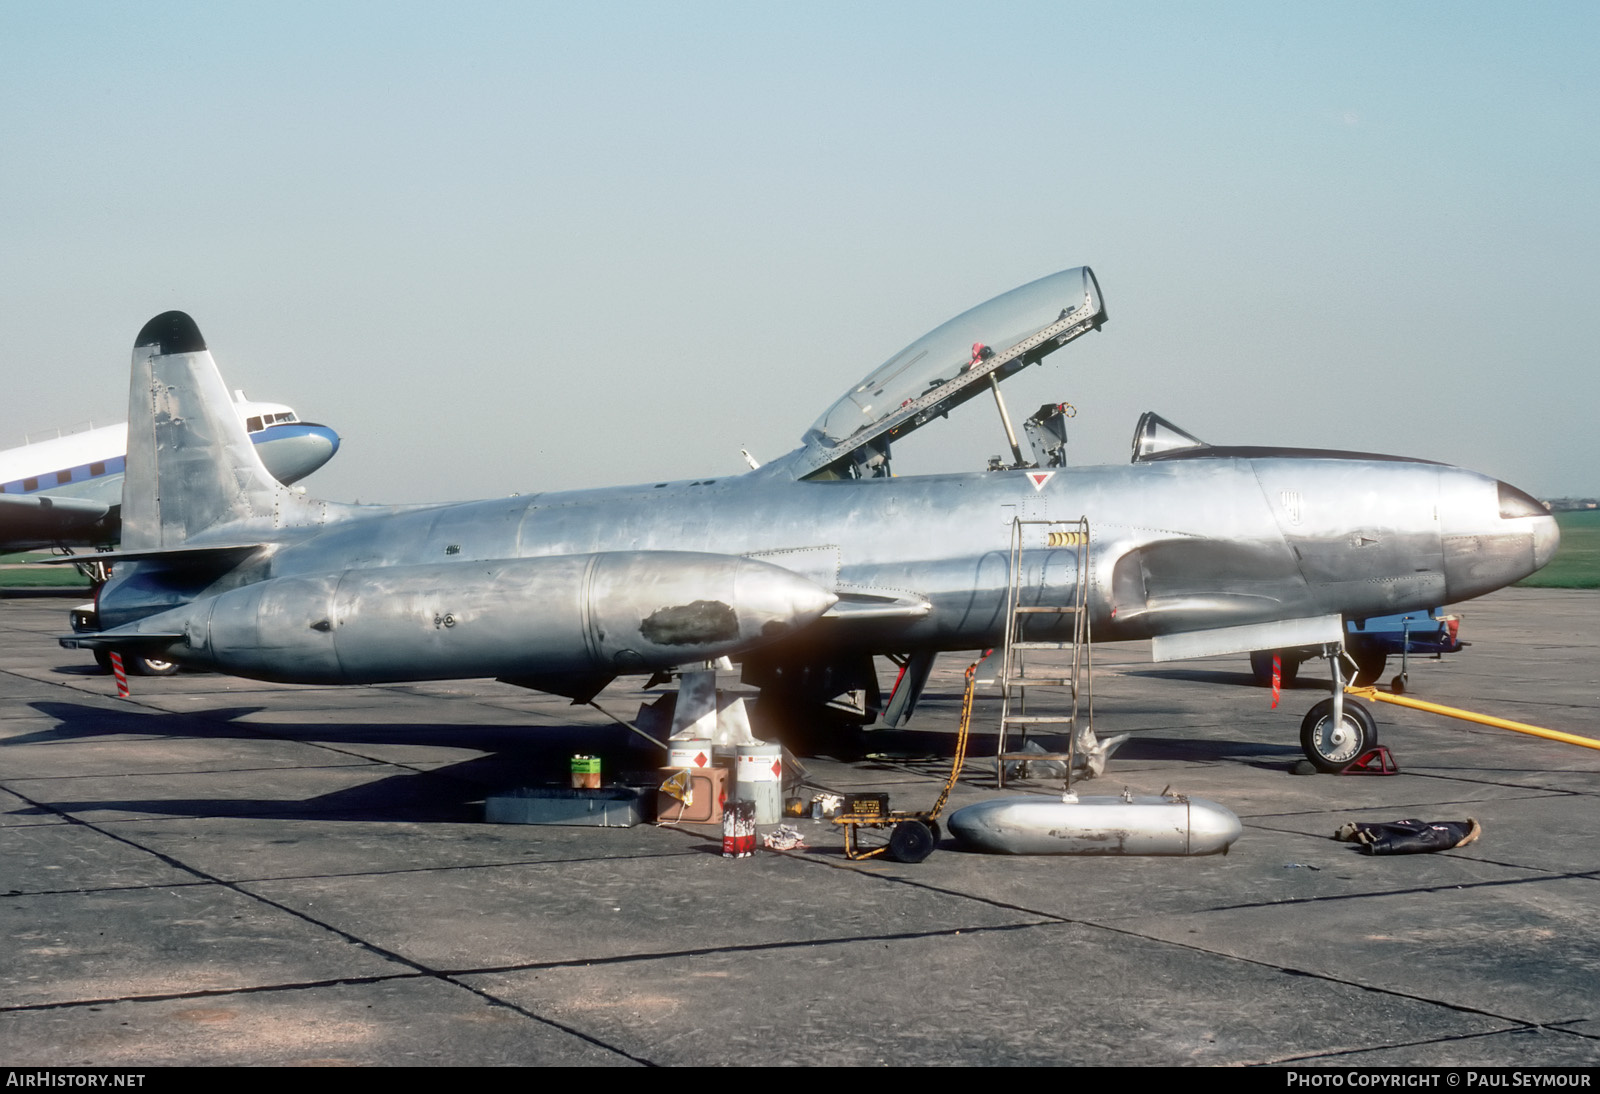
[[778, 266, 1105, 480]]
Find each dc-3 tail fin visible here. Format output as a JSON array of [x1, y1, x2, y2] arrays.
[[121, 311, 325, 549]]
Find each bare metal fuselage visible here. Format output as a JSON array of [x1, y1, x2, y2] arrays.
[[99, 450, 1556, 683]]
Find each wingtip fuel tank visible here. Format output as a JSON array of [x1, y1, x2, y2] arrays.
[[89, 550, 836, 684], [947, 794, 1242, 856]]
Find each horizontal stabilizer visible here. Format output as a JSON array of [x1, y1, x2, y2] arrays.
[[34, 541, 268, 566], [60, 631, 185, 651], [1151, 613, 1343, 662]]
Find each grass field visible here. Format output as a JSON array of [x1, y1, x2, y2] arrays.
[[1516, 510, 1600, 589], [0, 553, 90, 588]]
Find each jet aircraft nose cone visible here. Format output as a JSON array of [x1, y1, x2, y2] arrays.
[[1442, 476, 1562, 600], [1532, 511, 1561, 571], [1496, 478, 1560, 574]]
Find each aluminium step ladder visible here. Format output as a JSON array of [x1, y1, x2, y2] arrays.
[[995, 516, 1094, 787]]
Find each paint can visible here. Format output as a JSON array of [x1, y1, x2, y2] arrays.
[[722, 799, 756, 858], [734, 742, 783, 825], [569, 754, 601, 789], [668, 738, 714, 770]]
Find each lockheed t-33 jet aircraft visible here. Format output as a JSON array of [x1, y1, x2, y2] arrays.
[[60, 267, 1558, 771]]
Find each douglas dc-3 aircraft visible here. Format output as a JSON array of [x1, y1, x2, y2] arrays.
[[60, 267, 1558, 770], [1, 394, 339, 553]]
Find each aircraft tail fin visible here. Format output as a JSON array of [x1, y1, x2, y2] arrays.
[[121, 312, 327, 549]]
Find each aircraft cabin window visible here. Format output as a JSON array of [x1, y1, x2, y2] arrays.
[[56, 470, 72, 484], [90, 462, 106, 476], [23, 477, 38, 491]]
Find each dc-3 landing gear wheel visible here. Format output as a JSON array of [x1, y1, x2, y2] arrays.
[[1299, 698, 1378, 772], [91, 649, 175, 676], [888, 820, 937, 863]]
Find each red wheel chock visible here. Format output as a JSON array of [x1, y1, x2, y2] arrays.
[[1340, 746, 1399, 775]]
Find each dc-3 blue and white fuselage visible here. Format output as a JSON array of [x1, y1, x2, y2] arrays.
[[0, 393, 338, 553], [69, 267, 1557, 751]]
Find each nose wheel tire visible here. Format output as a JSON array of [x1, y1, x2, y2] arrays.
[[1299, 698, 1378, 772]]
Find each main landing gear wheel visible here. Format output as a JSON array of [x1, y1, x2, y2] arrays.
[[128, 653, 179, 677], [1299, 698, 1378, 773], [90, 649, 175, 675], [1349, 649, 1388, 687], [888, 820, 936, 863]]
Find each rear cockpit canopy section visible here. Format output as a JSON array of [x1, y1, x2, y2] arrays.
[[1131, 412, 1210, 463], [1131, 412, 1441, 466]]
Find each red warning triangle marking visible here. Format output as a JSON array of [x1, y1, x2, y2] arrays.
[[1026, 471, 1054, 492]]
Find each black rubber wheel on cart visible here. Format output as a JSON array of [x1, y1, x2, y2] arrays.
[[888, 820, 936, 863]]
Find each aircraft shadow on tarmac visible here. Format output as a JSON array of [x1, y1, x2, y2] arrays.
[[16, 700, 669, 823], [16, 698, 1313, 823]]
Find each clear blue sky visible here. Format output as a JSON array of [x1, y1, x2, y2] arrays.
[[3, 1, 1595, 501]]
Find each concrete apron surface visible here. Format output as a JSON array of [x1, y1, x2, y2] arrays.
[[1, 588, 1597, 1066]]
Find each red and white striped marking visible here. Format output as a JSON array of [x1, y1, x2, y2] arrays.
[[109, 651, 130, 698]]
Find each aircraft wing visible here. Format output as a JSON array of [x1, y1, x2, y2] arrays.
[[0, 493, 114, 553]]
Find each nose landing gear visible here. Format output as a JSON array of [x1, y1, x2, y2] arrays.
[[1298, 643, 1380, 773], [1300, 696, 1379, 772]]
